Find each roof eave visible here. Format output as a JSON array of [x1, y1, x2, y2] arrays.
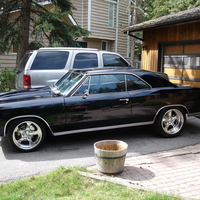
[[122, 6, 200, 34]]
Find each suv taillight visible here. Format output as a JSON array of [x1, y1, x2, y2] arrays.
[[23, 75, 31, 89]]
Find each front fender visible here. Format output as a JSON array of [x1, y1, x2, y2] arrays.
[[3, 115, 53, 137]]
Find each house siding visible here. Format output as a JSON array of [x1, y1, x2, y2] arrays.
[[73, 0, 130, 59], [73, 0, 116, 40], [117, 0, 130, 59], [0, 54, 17, 68], [72, 0, 88, 29]]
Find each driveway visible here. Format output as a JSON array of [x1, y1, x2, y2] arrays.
[[0, 116, 200, 183]]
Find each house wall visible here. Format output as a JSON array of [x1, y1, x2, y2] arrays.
[[0, 54, 17, 68], [117, 0, 131, 59], [72, 0, 130, 59]]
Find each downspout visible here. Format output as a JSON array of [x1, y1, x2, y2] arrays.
[[127, 0, 131, 58], [115, 0, 119, 52], [82, 0, 84, 27], [128, 32, 143, 41]]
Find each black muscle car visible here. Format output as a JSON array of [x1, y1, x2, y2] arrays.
[[1, 68, 200, 152]]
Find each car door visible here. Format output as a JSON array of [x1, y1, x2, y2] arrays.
[[126, 74, 165, 123], [64, 74, 132, 131]]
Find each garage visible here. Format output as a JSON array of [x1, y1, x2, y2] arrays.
[[122, 6, 200, 87], [163, 43, 200, 87]]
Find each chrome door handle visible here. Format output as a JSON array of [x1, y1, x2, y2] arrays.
[[119, 98, 129, 103]]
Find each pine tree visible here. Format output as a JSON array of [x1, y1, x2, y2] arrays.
[[144, 0, 200, 19], [0, 0, 90, 63]]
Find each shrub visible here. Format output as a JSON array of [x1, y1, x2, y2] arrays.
[[0, 67, 15, 92]]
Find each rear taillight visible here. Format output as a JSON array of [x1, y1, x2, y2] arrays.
[[23, 75, 31, 89]]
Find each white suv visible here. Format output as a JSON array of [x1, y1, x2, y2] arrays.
[[15, 47, 132, 89]]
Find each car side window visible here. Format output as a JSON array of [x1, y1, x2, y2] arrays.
[[74, 79, 90, 95], [75, 74, 125, 95], [73, 53, 98, 69], [31, 51, 69, 70], [89, 74, 125, 93], [103, 53, 129, 67], [126, 75, 150, 91]]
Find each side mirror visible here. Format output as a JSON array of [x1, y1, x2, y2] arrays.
[[82, 89, 89, 99]]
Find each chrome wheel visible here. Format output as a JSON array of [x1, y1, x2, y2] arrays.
[[161, 109, 184, 135], [155, 108, 185, 137], [7, 119, 46, 152]]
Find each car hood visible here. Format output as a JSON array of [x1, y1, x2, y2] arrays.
[[0, 87, 54, 103]]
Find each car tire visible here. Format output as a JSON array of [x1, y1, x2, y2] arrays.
[[7, 118, 46, 152], [154, 107, 186, 138]]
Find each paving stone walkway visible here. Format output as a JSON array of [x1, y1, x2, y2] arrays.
[[82, 144, 200, 200]]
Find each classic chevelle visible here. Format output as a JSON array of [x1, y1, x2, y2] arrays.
[[0, 68, 200, 152]]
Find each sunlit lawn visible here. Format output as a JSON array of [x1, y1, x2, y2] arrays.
[[0, 167, 183, 200]]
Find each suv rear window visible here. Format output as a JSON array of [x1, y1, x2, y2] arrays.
[[16, 52, 32, 71], [73, 53, 98, 69], [103, 53, 129, 67], [31, 51, 69, 70]]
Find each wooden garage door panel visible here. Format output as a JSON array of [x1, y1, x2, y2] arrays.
[[185, 44, 200, 54], [183, 69, 200, 79], [164, 68, 182, 77], [164, 46, 183, 54], [182, 81, 200, 87], [165, 44, 200, 54]]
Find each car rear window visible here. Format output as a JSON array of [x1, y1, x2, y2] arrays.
[[31, 51, 69, 70], [141, 75, 176, 87]]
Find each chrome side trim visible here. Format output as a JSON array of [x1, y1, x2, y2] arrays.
[[4, 115, 53, 137], [188, 112, 200, 116], [52, 121, 154, 136]]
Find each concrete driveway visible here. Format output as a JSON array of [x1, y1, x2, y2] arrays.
[[0, 116, 200, 183]]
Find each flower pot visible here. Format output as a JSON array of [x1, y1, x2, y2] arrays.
[[94, 140, 128, 174]]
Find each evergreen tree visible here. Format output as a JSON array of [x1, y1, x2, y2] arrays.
[[144, 0, 200, 19], [0, 0, 90, 63]]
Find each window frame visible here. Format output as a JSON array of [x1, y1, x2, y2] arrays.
[[74, 73, 150, 96]]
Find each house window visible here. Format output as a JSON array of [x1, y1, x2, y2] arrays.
[[77, 41, 88, 48], [101, 41, 107, 50], [12, 45, 18, 53], [36, 31, 42, 37], [109, 3, 114, 28]]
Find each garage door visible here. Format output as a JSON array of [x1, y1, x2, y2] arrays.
[[163, 44, 200, 87]]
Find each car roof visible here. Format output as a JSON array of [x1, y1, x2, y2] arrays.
[[39, 47, 99, 51], [78, 68, 155, 76], [74, 68, 176, 88], [36, 47, 122, 55]]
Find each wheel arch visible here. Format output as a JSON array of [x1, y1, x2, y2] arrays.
[[153, 104, 189, 123], [4, 115, 53, 136]]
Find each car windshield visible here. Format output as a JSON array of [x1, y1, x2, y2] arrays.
[[53, 71, 84, 95]]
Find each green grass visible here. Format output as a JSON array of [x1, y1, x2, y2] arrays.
[[0, 167, 183, 200]]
